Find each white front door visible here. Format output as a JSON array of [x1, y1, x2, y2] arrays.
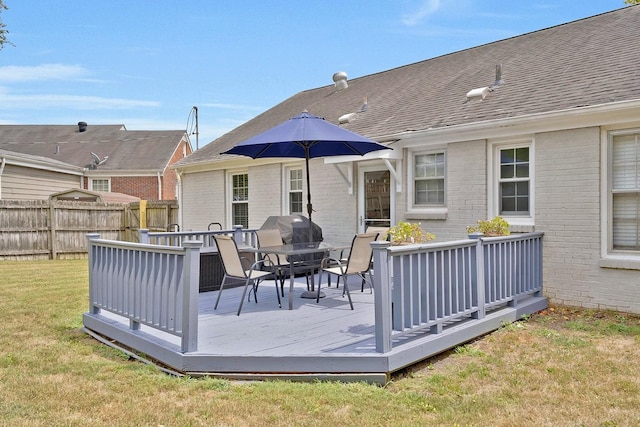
[[358, 165, 394, 233]]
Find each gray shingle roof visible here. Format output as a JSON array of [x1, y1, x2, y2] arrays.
[[0, 124, 187, 172], [178, 6, 640, 167]]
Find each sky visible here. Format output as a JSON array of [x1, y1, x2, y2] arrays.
[[0, 0, 629, 148]]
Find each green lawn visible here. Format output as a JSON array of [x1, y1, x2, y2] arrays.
[[1, 259, 639, 426]]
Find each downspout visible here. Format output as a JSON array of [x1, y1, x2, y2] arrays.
[[0, 157, 5, 199], [157, 172, 162, 200], [176, 170, 183, 228]]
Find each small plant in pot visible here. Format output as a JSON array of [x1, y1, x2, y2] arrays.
[[388, 221, 435, 245], [466, 216, 510, 237]]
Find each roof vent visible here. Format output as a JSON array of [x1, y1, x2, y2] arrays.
[[333, 71, 348, 91], [78, 121, 88, 132], [338, 112, 357, 124], [466, 87, 491, 101], [493, 64, 504, 87]]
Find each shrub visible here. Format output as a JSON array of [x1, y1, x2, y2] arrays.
[[466, 216, 510, 237], [388, 221, 435, 245]]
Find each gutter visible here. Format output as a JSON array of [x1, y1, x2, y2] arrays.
[[382, 99, 640, 146]]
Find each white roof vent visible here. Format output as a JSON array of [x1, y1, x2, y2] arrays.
[[333, 71, 348, 91], [338, 112, 357, 124], [466, 87, 491, 101]]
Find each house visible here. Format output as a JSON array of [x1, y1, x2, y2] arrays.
[[172, 7, 640, 314], [0, 123, 192, 200]]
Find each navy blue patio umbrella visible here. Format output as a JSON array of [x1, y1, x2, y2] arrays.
[[222, 111, 391, 236]]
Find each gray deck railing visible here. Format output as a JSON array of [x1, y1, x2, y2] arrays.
[[86, 229, 543, 355], [86, 233, 202, 353], [371, 232, 544, 352], [139, 225, 258, 248]]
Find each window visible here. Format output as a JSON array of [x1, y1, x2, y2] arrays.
[[287, 168, 303, 215], [498, 147, 530, 216], [414, 152, 445, 205], [611, 131, 640, 251], [90, 178, 110, 192], [231, 173, 248, 228]]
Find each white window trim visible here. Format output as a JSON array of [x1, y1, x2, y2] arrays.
[[282, 163, 304, 215], [226, 169, 248, 229], [406, 148, 448, 218], [600, 127, 640, 269], [488, 139, 535, 227], [89, 177, 111, 192]]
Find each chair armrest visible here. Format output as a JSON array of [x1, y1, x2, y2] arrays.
[[321, 256, 346, 274]]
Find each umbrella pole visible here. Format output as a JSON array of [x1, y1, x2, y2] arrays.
[[305, 147, 313, 243], [301, 146, 325, 299]]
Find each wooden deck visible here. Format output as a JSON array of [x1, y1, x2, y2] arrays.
[[83, 271, 547, 384]]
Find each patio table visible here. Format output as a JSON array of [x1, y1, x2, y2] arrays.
[[245, 242, 347, 310]]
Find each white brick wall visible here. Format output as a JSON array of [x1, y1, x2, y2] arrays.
[[404, 139, 488, 241], [247, 163, 282, 229], [181, 170, 225, 230], [180, 126, 640, 314], [536, 127, 640, 313]]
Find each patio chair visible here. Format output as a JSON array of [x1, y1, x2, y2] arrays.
[[317, 232, 378, 310], [255, 229, 288, 297], [213, 234, 276, 316], [332, 226, 387, 291]]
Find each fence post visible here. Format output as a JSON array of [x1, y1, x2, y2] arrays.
[[139, 229, 149, 244], [469, 233, 486, 319], [49, 199, 57, 260], [86, 233, 100, 315], [181, 239, 202, 353], [372, 241, 392, 353]]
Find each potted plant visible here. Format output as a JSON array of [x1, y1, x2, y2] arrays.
[[388, 221, 435, 245], [466, 216, 510, 237]]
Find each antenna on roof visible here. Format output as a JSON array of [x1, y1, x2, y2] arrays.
[[90, 152, 109, 169], [187, 106, 199, 150]]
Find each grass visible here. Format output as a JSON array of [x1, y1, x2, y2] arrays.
[[2, 259, 640, 426]]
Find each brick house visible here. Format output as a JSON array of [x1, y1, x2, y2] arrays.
[[0, 123, 191, 200], [173, 7, 640, 314]]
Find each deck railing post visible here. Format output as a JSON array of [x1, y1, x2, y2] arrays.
[[86, 233, 101, 315], [232, 225, 243, 245], [372, 241, 392, 353], [469, 233, 486, 319], [139, 229, 149, 244], [181, 240, 202, 353]]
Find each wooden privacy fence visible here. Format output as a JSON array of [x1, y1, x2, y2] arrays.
[[0, 199, 178, 260]]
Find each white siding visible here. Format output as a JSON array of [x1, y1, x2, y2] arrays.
[[2, 165, 80, 200]]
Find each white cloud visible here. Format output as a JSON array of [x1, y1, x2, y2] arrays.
[[0, 93, 159, 110], [0, 64, 90, 82], [402, 0, 441, 26]]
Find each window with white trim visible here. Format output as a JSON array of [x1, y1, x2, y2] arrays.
[[610, 130, 640, 251], [230, 172, 249, 228], [90, 178, 110, 192], [498, 146, 530, 216], [287, 168, 303, 215], [408, 150, 446, 213]]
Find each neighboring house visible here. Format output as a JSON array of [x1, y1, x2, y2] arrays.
[[0, 123, 192, 200], [0, 149, 85, 199], [173, 7, 640, 313]]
